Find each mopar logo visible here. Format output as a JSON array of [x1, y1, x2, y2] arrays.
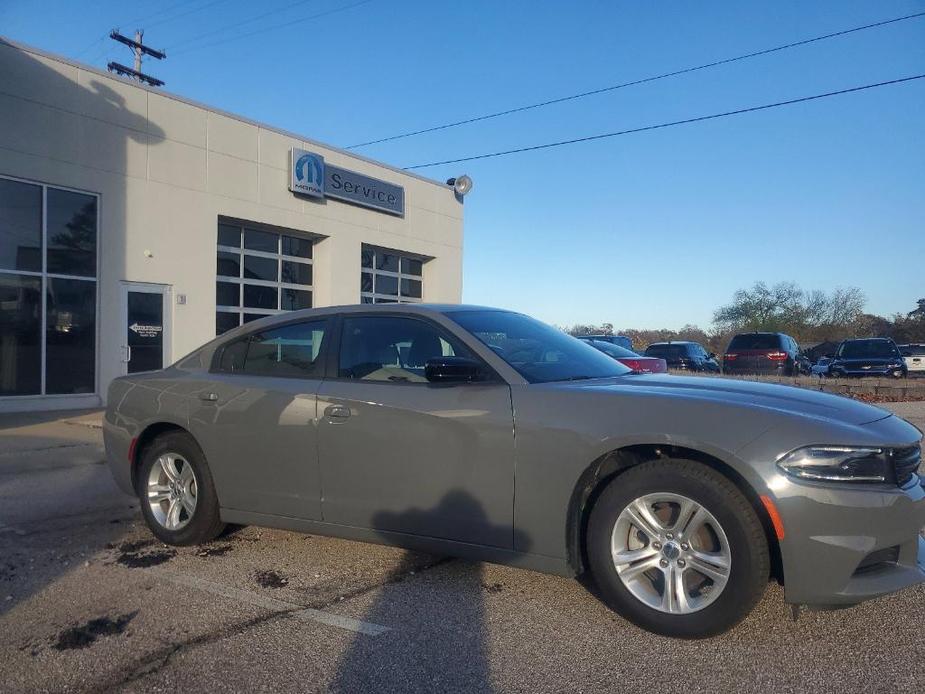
[[289, 149, 324, 198]]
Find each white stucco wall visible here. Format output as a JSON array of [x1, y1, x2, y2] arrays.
[[0, 38, 464, 410]]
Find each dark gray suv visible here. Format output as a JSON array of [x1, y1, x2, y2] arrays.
[[104, 305, 925, 638]]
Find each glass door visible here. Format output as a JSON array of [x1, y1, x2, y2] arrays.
[[120, 283, 168, 374]]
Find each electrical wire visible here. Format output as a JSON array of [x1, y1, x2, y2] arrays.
[[403, 73, 925, 170], [348, 10, 925, 149], [171, 0, 377, 56], [167, 0, 319, 51]]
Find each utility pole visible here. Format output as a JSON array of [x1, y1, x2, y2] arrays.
[[107, 29, 166, 87]]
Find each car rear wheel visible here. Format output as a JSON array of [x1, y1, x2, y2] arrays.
[[586, 459, 768, 638], [137, 432, 225, 546]]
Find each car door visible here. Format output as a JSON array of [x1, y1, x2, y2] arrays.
[[188, 318, 329, 520], [316, 313, 515, 548]]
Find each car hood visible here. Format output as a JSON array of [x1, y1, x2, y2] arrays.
[[562, 374, 892, 426]]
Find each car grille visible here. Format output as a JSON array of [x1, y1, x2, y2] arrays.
[[891, 445, 921, 487]]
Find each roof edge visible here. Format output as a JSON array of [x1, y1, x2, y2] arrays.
[[0, 35, 453, 190]]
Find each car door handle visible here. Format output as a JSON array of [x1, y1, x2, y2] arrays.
[[324, 404, 351, 420], [199, 392, 219, 402]]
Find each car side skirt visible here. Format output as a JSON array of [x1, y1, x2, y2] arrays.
[[220, 508, 574, 578]]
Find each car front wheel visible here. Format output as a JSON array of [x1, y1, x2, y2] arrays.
[[586, 459, 769, 638], [137, 431, 225, 546]]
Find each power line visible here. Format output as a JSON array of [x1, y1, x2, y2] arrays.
[[167, 0, 319, 51], [143, 0, 229, 30], [349, 10, 925, 150], [171, 0, 378, 56], [403, 73, 925, 170]]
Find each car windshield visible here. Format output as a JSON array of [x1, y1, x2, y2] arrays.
[[448, 311, 632, 383], [728, 334, 780, 350], [645, 344, 687, 359], [589, 341, 639, 358], [837, 340, 900, 359]]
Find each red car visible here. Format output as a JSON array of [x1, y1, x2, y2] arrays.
[[583, 339, 668, 373]]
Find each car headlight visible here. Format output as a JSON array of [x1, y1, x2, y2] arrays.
[[776, 446, 889, 483]]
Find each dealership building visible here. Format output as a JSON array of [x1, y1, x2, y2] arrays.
[[0, 38, 466, 411]]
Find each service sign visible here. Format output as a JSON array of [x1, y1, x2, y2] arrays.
[[289, 148, 404, 216]]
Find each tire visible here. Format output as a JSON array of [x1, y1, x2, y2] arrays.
[[586, 459, 769, 638], [136, 431, 225, 546]]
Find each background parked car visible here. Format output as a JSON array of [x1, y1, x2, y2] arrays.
[[811, 356, 833, 377], [579, 334, 633, 350], [585, 340, 667, 373], [722, 332, 805, 376], [643, 341, 720, 372], [899, 344, 925, 377], [830, 338, 907, 378]]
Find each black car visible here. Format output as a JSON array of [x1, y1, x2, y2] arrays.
[[829, 338, 907, 378], [722, 332, 806, 376], [643, 341, 720, 372]]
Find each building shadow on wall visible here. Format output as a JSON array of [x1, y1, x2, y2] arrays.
[[0, 39, 165, 403], [328, 490, 530, 693]]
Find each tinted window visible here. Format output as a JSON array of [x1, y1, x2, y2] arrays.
[[282, 234, 312, 259], [0, 178, 42, 272], [837, 340, 900, 359], [219, 339, 248, 372], [243, 255, 277, 282], [339, 316, 468, 382], [0, 273, 42, 394], [728, 334, 782, 350], [590, 341, 638, 358], [45, 278, 96, 393], [449, 311, 630, 383], [243, 228, 278, 253], [46, 189, 97, 277], [645, 344, 687, 360], [216, 311, 240, 335], [281, 288, 312, 310], [243, 321, 327, 377], [243, 284, 277, 309], [217, 224, 241, 248]]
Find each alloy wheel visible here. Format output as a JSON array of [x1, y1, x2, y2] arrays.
[[611, 493, 731, 614], [146, 453, 198, 530]]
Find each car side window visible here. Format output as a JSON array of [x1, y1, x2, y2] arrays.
[[338, 315, 471, 382], [219, 339, 248, 372], [242, 321, 327, 377], [215, 320, 327, 377]]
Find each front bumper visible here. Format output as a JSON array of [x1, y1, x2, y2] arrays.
[[773, 474, 925, 606], [831, 366, 903, 377]]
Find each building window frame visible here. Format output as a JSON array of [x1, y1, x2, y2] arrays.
[[0, 173, 100, 399], [360, 244, 425, 304], [215, 218, 315, 335]]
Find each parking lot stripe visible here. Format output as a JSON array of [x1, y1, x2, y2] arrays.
[[165, 573, 390, 636]]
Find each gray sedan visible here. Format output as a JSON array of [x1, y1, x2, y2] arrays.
[[103, 304, 925, 638]]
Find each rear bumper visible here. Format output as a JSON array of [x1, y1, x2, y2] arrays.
[[723, 361, 790, 375], [774, 474, 925, 606], [103, 414, 136, 496]]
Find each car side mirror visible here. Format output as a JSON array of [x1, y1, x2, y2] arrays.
[[708, 352, 717, 360], [425, 356, 483, 383]]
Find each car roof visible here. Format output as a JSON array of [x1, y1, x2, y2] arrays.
[[647, 341, 696, 346], [841, 337, 893, 342]]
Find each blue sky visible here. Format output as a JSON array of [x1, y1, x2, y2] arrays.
[[3, 0, 923, 329]]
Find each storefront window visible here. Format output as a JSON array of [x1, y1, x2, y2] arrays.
[[0, 176, 98, 397], [360, 245, 425, 304], [215, 219, 314, 335]]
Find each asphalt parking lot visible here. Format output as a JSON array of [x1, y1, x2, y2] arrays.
[[1, 405, 924, 693]]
